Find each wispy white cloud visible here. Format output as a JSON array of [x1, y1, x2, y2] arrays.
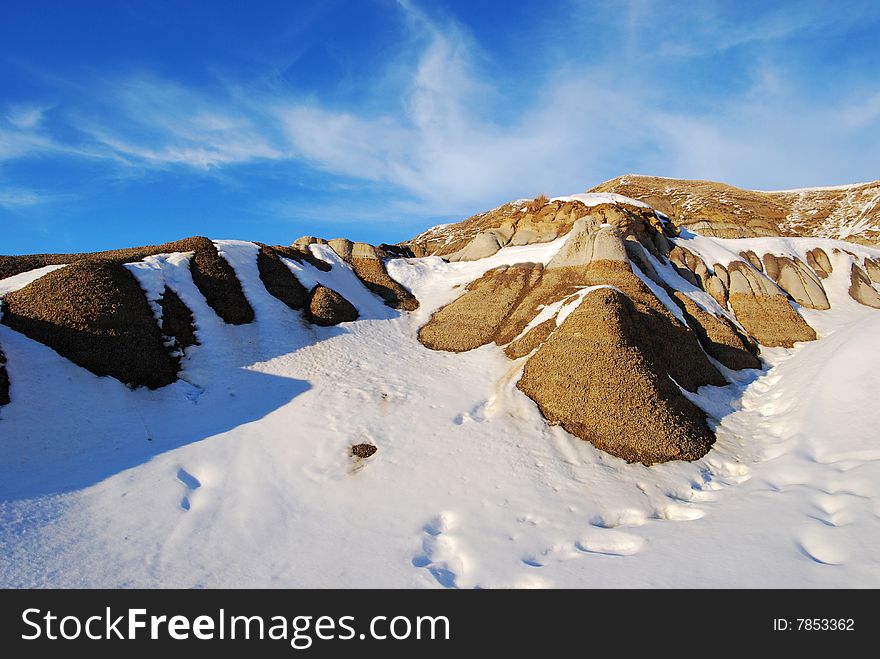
[[1, 0, 878, 219], [3, 103, 48, 129], [71, 77, 286, 169], [0, 187, 46, 209]]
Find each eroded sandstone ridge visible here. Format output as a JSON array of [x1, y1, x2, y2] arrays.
[[3, 176, 879, 467], [415, 186, 880, 464]]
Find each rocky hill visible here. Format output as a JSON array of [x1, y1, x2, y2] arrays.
[[3, 178, 880, 468], [2, 175, 880, 588], [592, 175, 880, 244]]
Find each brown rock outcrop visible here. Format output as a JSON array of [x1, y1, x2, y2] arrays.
[[1, 261, 179, 389], [307, 285, 359, 326], [726, 261, 816, 347], [670, 292, 760, 370], [517, 288, 716, 464], [329, 240, 419, 311], [418, 264, 543, 352], [257, 245, 310, 312], [158, 287, 198, 349]]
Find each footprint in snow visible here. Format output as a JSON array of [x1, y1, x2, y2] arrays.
[[176, 468, 201, 511], [412, 513, 465, 588], [576, 529, 646, 557]]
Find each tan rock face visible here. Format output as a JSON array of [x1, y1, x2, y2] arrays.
[[864, 257, 880, 284], [592, 175, 880, 244], [307, 285, 359, 326], [328, 238, 354, 262], [517, 288, 716, 465], [666, 245, 730, 307], [402, 195, 673, 259], [418, 264, 543, 352], [806, 248, 832, 279], [446, 231, 504, 262], [292, 236, 326, 249], [848, 263, 880, 308], [547, 217, 628, 269], [725, 261, 817, 347], [740, 250, 764, 272], [703, 276, 729, 308], [761, 254, 830, 310]]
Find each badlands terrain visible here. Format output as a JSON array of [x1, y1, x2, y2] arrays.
[[1, 175, 879, 588]]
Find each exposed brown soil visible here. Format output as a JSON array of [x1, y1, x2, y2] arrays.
[[518, 288, 716, 465], [1, 261, 179, 389], [158, 287, 198, 349], [187, 239, 254, 325], [493, 267, 598, 346], [1, 237, 255, 325], [351, 443, 378, 458], [267, 244, 332, 272], [256, 245, 309, 311], [307, 285, 359, 326], [418, 264, 543, 352], [727, 292, 817, 347], [670, 292, 761, 370], [504, 318, 557, 359], [350, 257, 420, 311]]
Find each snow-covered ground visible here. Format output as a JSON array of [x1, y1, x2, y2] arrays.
[[0, 236, 879, 588]]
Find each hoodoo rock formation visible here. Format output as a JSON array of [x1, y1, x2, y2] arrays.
[[3, 176, 879, 467]]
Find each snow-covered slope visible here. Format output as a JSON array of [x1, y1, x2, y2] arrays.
[[2, 228, 880, 587]]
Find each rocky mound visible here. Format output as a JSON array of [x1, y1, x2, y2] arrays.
[[670, 292, 760, 371], [592, 175, 880, 244], [518, 288, 716, 464], [406, 195, 674, 264], [761, 254, 830, 310], [0, 237, 255, 325], [418, 219, 733, 464], [307, 285, 359, 326], [726, 261, 817, 347], [326, 239, 419, 311], [806, 248, 832, 279], [849, 263, 880, 308], [1, 261, 179, 389], [418, 263, 543, 352], [257, 245, 310, 312]]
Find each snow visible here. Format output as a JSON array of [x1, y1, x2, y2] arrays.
[[1, 236, 879, 588], [756, 182, 870, 194], [0, 264, 66, 297], [552, 192, 651, 208]]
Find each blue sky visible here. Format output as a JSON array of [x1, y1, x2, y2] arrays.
[[2, 0, 879, 254]]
